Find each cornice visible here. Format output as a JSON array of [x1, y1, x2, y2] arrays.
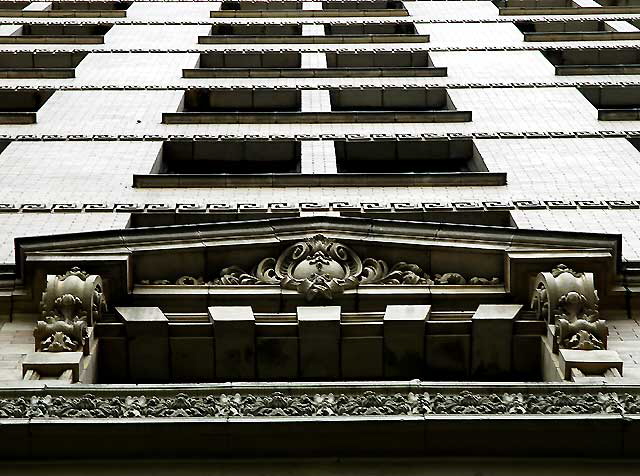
[[0, 199, 638, 214], [1, 384, 640, 418]]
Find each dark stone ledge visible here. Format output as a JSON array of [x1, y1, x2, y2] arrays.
[[182, 66, 447, 78], [198, 34, 429, 44], [0, 384, 639, 458], [132, 172, 505, 188], [161, 110, 472, 124]]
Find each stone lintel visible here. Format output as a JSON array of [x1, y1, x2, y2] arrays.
[[383, 304, 430, 378], [297, 306, 340, 378], [209, 306, 256, 379], [559, 349, 624, 380], [471, 304, 522, 378], [116, 306, 169, 382]]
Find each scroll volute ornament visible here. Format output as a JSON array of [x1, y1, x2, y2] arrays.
[[35, 267, 107, 353], [274, 235, 362, 300], [531, 264, 607, 351]]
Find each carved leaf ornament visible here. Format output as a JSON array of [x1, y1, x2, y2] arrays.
[[141, 234, 501, 301], [0, 390, 637, 419], [531, 264, 608, 351], [36, 267, 107, 353]]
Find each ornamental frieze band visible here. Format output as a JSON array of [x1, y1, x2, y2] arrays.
[[0, 389, 639, 419]]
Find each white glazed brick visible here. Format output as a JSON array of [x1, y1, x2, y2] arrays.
[[302, 24, 325, 36], [301, 52, 328, 68], [301, 89, 331, 112], [22, 2, 53, 11], [301, 140, 337, 174], [406, 1, 499, 20]]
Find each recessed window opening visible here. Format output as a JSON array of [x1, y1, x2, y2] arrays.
[[155, 140, 301, 174], [543, 48, 640, 66], [210, 24, 302, 36], [181, 89, 301, 113], [597, 0, 640, 6], [329, 88, 454, 112], [580, 86, 640, 119], [322, 1, 405, 9], [493, 0, 575, 8], [197, 52, 301, 69], [18, 24, 112, 35], [0, 2, 30, 9], [51, 1, 132, 10], [0, 89, 54, 112], [325, 22, 416, 35], [220, 1, 302, 10], [334, 139, 488, 173], [516, 20, 608, 33], [0, 51, 87, 69], [327, 51, 432, 68]]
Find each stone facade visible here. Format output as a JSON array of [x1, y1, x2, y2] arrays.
[[1, 0, 640, 469]]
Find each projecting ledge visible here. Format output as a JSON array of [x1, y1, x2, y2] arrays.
[[132, 172, 506, 188], [161, 110, 471, 124]]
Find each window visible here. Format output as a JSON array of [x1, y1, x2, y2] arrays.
[[163, 87, 470, 124], [220, 1, 302, 10], [516, 20, 640, 41], [322, 1, 405, 10], [330, 87, 453, 112], [0, 23, 112, 43], [493, 0, 640, 13], [334, 139, 489, 173], [580, 86, 640, 120], [326, 51, 445, 76], [0, 89, 54, 123], [155, 139, 301, 174], [325, 22, 416, 35], [543, 47, 640, 75], [328, 51, 431, 68], [50, 1, 131, 10], [0, 2, 30, 10], [494, 0, 575, 8], [196, 52, 301, 69], [0, 51, 87, 78], [184, 51, 445, 78], [209, 24, 302, 36], [180, 88, 301, 113]]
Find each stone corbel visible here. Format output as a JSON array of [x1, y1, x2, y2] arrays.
[[35, 267, 107, 354], [531, 264, 607, 352]]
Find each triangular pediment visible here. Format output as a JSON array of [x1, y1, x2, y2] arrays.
[[14, 217, 621, 311]]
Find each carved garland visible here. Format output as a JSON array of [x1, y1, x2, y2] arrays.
[[531, 264, 608, 352], [141, 234, 501, 301], [36, 267, 107, 353], [0, 390, 637, 419]]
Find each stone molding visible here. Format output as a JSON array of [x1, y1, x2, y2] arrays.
[[2, 16, 640, 25], [0, 200, 639, 214], [4, 45, 640, 54], [5, 81, 640, 91], [0, 388, 639, 418], [0, 131, 638, 142], [141, 234, 500, 300]]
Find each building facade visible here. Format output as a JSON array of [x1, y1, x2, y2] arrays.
[[0, 0, 639, 471]]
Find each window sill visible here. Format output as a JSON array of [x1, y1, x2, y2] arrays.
[[183, 66, 446, 78], [161, 110, 471, 124], [132, 172, 506, 188], [198, 34, 429, 44]]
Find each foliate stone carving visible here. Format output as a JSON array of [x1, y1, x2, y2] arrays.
[[35, 267, 107, 353], [0, 389, 638, 419], [140, 235, 501, 301], [531, 264, 607, 351]]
